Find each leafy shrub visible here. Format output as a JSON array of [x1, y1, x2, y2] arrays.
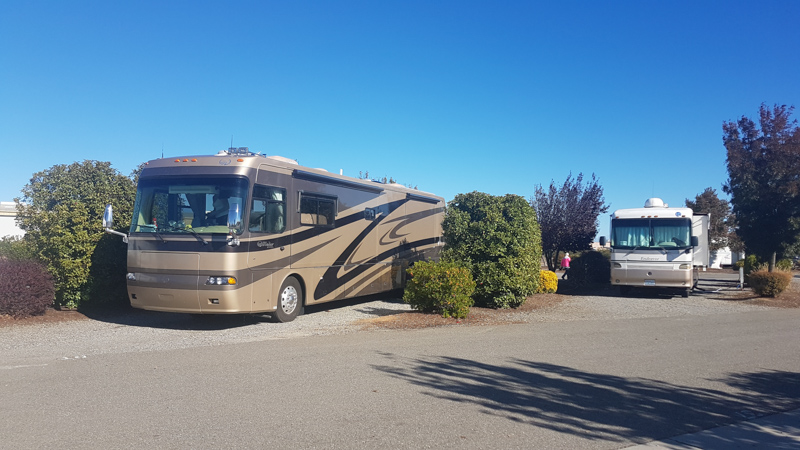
[[472, 257, 538, 308], [442, 192, 542, 309], [737, 254, 764, 276], [776, 259, 793, 271], [404, 260, 476, 319], [537, 270, 558, 293], [747, 270, 793, 297], [85, 233, 131, 309], [0, 236, 36, 261], [567, 251, 610, 285], [17, 160, 136, 309], [0, 259, 55, 317]]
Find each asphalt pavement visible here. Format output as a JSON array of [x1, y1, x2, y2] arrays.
[[2, 270, 799, 449], [627, 407, 800, 449]]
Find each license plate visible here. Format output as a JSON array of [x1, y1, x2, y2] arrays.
[[644, 280, 656, 286]]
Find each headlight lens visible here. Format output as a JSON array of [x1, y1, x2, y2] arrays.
[[206, 276, 237, 286]]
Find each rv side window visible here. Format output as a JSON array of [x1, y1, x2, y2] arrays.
[[299, 194, 336, 227], [250, 185, 286, 234]]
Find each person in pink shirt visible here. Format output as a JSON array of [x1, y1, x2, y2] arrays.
[[560, 253, 571, 280]]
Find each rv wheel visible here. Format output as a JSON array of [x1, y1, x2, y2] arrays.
[[273, 276, 303, 323], [682, 288, 690, 298]]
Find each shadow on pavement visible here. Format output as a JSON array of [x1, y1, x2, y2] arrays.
[[555, 273, 758, 302], [373, 355, 800, 446], [80, 292, 404, 331]]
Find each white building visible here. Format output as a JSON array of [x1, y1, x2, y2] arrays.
[[0, 202, 24, 238]]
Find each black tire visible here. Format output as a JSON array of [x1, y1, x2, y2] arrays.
[[682, 288, 690, 298], [273, 276, 303, 323]]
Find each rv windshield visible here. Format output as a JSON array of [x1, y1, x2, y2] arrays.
[[130, 177, 248, 234], [610, 218, 692, 249]]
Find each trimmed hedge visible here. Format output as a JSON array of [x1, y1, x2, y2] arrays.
[[0, 259, 55, 317], [747, 270, 793, 297], [404, 260, 476, 319], [568, 251, 610, 285], [441, 192, 542, 309], [537, 270, 558, 293]]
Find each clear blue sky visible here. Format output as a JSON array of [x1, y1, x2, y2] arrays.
[[2, 1, 798, 238]]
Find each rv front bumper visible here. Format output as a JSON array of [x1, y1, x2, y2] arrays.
[[127, 275, 253, 314], [610, 263, 692, 288]]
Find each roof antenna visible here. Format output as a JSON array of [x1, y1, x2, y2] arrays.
[[230, 135, 234, 151], [161, 143, 164, 158]]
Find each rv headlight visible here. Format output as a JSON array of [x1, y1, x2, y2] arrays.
[[206, 276, 237, 286], [613, 263, 622, 268], [679, 264, 690, 269]]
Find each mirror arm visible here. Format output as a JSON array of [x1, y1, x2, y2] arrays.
[[105, 228, 129, 244]]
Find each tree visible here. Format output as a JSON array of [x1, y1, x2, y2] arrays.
[[531, 173, 608, 271], [685, 187, 741, 252], [441, 192, 542, 308], [16, 160, 136, 308], [723, 104, 800, 270]]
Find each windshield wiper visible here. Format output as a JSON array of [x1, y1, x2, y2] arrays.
[[152, 230, 166, 243], [183, 227, 209, 245], [162, 223, 208, 245], [135, 223, 167, 243]]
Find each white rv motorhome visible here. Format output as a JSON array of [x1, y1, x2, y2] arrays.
[[599, 198, 709, 297]]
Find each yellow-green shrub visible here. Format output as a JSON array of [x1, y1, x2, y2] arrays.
[[537, 270, 558, 293], [747, 270, 793, 297], [403, 261, 475, 319]]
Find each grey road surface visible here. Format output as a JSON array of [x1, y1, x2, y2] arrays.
[[2, 275, 800, 449]]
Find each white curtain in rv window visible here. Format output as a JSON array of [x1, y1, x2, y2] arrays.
[[614, 222, 650, 247]]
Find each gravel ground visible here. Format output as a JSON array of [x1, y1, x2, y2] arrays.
[[1, 272, 795, 368]]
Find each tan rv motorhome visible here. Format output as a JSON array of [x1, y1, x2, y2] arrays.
[[599, 198, 709, 297], [103, 147, 444, 322]]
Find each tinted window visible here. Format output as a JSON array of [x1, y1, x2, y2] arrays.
[[250, 185, 286, 234], [300, 194, 336, 226]]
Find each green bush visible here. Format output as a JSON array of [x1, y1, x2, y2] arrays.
[[776, 259, 793, 271], [738, 254, 764, 276], [442, 192, 542, 309], [567, 251, 610, 285], [0, 259, 55, 317], [0, 236, 36, 261], [85, 234, 131, 309], [17, 160, 136, 309], [537, 270, 558, 293], [747, 270, 793, 297], [403, 260, 476, 319]]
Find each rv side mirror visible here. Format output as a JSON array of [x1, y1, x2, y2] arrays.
[[102, 203, 129, 243], [599, 236, 607, 247], [690, 236, 699, 247], [103, 204, 114, 229], [227, 203, 242, 232]]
